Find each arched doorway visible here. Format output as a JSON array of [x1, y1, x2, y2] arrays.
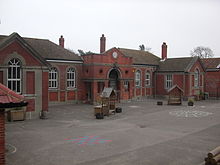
[[108, 69, 120, 90]]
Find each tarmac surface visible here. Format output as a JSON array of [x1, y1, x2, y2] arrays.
[[5, 99, 220, 165]]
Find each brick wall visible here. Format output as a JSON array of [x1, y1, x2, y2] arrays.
[[205, 71, 220, 97], [0, 111, 5, 165], [0, 71, 3, 84], [26, 99, 35, 112], [0, 41, 42, 66], [26, 71, 35, 94]]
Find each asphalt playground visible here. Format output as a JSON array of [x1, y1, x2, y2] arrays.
[[5, 99, 220, 165]]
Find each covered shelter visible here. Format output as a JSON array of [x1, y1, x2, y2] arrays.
[[100, 87, 117, 111], [94, 87, 117, 118], [167, 85, 183, 105], [0, 83, 27, 165]]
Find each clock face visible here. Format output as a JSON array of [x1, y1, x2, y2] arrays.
[[112, 52, 118, 58]]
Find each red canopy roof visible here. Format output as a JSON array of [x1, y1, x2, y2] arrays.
[[0, 83, 26, 108]]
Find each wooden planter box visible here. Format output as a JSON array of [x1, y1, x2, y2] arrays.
[[7, 108, 26, 121]]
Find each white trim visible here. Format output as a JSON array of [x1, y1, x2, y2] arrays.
[[107, 68, 122, 79], [145, 71, 151, 87], [66, 68, 76, 88], [49, 67, 58, 88], [7, 58, 22, 93], [46, 59, 83, 64], [165, 74, 173, 89], [135, 70, 141, 87]]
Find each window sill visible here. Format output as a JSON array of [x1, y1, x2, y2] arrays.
[[49, 88, 58, 91], [67, 87, 77, 91], [145, 86, 152, 88]]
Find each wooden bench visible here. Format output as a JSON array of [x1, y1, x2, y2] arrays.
[[168, 97, 181, 105]]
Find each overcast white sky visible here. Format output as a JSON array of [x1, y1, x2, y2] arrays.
[[0, 0, 220, 58]]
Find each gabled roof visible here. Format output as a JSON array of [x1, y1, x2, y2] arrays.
[[158, 56, 199, 72], [118, 48, 160, 65], [0, 33, 50, 67], [24, 37, 83, 61], [100, 87, 116, 98], [0, 33, 83, 63], [201, 58, 220, 70], [167, 85, 183, 93], [0, 83, 27, 108]]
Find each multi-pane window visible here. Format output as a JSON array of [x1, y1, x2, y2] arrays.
[[124, 81, 129, 91], [49, 67, 58, 88], [194, 69, 199, 87], [165, 74, 172, 89], [135, 70, 141, 87], [145, 71, 151, 87], [7, 58, 21, 93], [67, 68, 75, 88]]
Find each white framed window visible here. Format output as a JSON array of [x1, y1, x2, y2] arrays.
[[49, 67, 58, 88], [194, 69, 199, 87], [7, 58, 21, 93], [124, 80, 129, 91], [165, 74, 172, 89], [67, 68, 75, 88], [135, 70, 141, 87], [145, 71, 151, 87]]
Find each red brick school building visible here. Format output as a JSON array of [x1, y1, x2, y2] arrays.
[[0, 32, 219, 119]]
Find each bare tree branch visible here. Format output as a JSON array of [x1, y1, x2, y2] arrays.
[[190, 46, 214, 58]]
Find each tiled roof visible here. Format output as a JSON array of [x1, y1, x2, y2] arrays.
[[118, 48, 160, 65], [0, 33, 82, 62], [24, 37, 82, 61], [158, 57, 197, 72], [100, 87, 116, 98], [201, 58, 220, 69], [0, 83, 27, 108], [0, 83, 24, 103]]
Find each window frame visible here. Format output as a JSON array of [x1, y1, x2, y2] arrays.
[[135, 70, 141, 87], [145, 71, 151, 87], [124, 80, 129, 91], [49, 67, 58, 89], [66, 68, 76, 89], [165, 74, 172, 89], [194, 69, 199, 87], [7, 58, 22, 93]]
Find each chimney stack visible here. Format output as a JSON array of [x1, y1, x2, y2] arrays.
[[100, 34, 106, 53], [59, 35, 64, 48], [161, 42, 167, 60]]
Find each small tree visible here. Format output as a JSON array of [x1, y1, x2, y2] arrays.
[[78, 49, 85, 56], [190, 46, 214, 58], [78, 49, 95, 56]]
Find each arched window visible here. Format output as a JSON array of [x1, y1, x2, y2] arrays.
[[49, 67, 58, 88], [145, 71, 151, 87], [67, 68, 75, 88], [7, 58, 21, 93], [135, 70, 141, 87], [194, 69, 199, 87]]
